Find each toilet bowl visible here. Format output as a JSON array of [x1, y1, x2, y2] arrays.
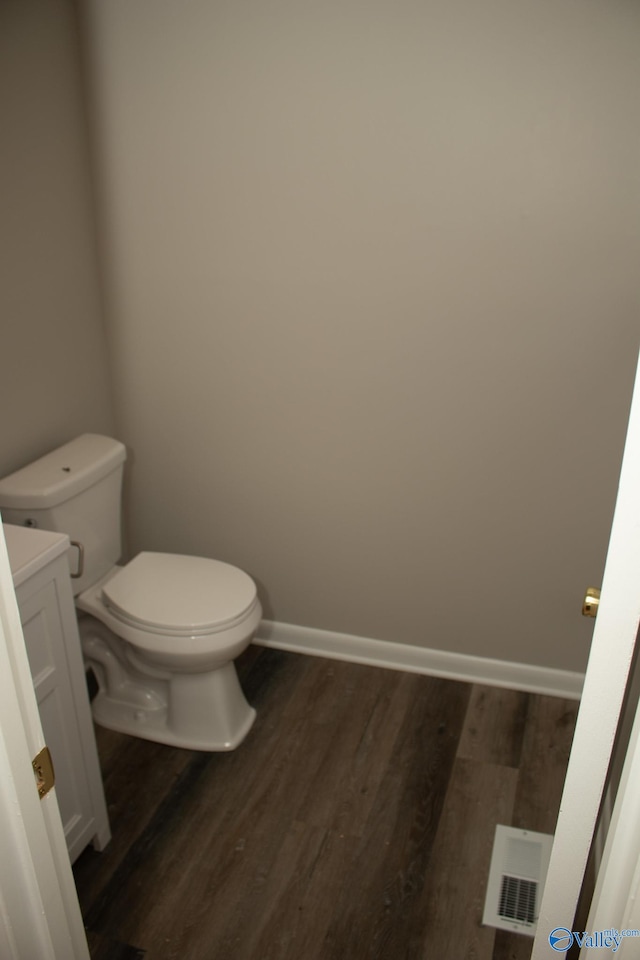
[[77, 553, 262, 750], [0, 434, 261, 751]]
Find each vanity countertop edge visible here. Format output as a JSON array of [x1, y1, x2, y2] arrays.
[[3, 522, 70, 588]]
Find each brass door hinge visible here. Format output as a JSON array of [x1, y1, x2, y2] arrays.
[[32, 746, 55, 799]]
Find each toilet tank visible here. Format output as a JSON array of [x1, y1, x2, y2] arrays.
[[0, 434, 127, 596]]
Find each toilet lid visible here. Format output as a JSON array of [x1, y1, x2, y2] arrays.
[[102, 552, 258, 636]]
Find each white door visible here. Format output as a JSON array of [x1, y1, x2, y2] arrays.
[[532, 350, 640, 958], [0, 523, 89, 960]]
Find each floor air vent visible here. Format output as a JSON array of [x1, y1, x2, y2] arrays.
[[482, 825, 553, 936]]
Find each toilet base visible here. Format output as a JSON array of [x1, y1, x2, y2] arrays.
[[90, 662, 256, 752]]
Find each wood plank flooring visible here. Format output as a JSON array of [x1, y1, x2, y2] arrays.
[[73, 647, 578, 960]]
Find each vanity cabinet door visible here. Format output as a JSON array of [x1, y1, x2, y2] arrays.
[[16, 563, 110, 862]]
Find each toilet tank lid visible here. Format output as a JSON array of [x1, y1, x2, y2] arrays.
[[0, 434, 127, 510]]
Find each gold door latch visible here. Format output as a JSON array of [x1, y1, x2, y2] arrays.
[[582, 587, 601, 619], [32, 746, 55, 799]]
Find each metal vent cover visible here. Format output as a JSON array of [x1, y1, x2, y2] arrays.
[[482, 825, 553, 936]]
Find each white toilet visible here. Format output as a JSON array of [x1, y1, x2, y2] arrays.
[[0, 434, 261, 751]]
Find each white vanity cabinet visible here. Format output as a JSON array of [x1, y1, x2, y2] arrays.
[[4, 523, 111, 863]]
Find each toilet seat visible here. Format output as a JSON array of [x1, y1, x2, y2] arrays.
[[101, 551, 259, 638]]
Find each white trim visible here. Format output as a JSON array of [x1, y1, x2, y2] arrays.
[[254, 620, 583, 700]]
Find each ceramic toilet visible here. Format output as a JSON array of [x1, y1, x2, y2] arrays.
[[0, 434, 261, 751]]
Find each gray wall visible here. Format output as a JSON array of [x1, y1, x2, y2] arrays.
[[82, 0, 640, 673], [3, 0, 639, 676], [0, 0, 115, 477]]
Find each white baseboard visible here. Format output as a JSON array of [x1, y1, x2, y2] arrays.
[[254, 620, 584, 700]]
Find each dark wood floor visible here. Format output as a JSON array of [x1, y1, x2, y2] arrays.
[[73, 646, 578, 960]]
